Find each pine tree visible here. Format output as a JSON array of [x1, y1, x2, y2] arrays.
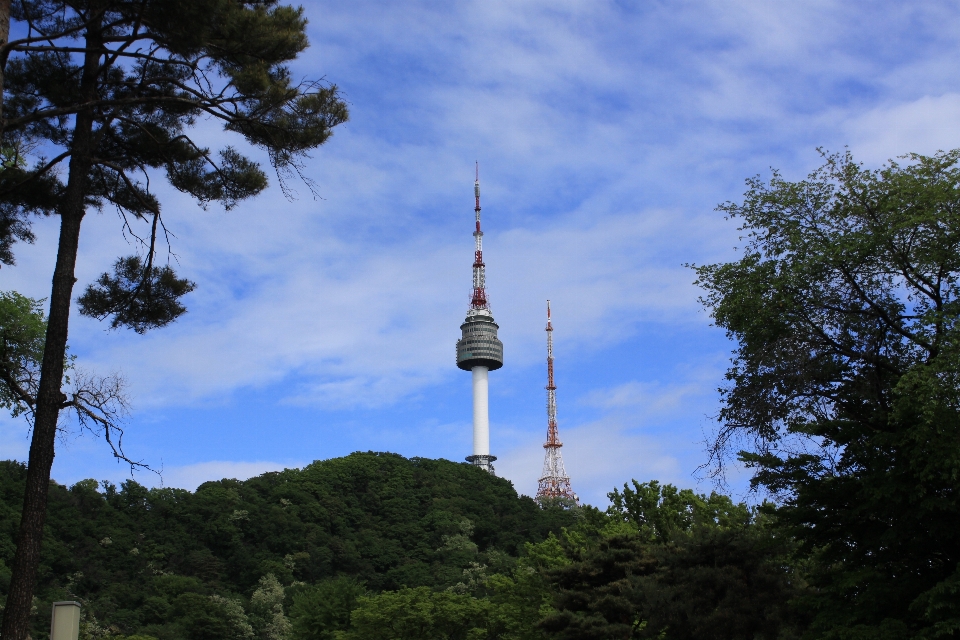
[[0, 2, 348, 638]]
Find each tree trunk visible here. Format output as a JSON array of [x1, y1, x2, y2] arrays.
[[0, 0, 10, 129], [0, 21, 100, 640], [0, 0, 9, 135]]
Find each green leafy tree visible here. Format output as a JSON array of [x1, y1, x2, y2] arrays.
[[607, 480, 751, 543], [541, 482, 803, 640], [343, 587, 504, 640], [288, 576, 367, 640], [693, 149, 960, 637], [173, 592, 251, 640], [0, 1, 348, 638], [249, 574, 291, 640], [0, 453, 576, 638], [0, 291, 44, 416], [642, 525, 804, 639], [485, 535, 570, 640], [540, 534, 653, 640]]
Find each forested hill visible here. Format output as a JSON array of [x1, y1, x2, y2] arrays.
[[0, 452, 576, 638]]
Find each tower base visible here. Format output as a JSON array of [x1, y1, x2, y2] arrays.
[[465, 454, 497, 475]]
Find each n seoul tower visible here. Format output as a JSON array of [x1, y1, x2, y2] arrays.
[[456, 164, 504, 474]]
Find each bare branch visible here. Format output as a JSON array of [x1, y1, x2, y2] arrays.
[[63, 369, 156, 476]]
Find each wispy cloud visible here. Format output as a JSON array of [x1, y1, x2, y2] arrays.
[[845, 93, 960, 163], [581, 381, 704, 413], [497, 416, 684, 508], [64, 203, 727, 410]]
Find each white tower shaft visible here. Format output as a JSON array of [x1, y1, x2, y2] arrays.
[[472, 366, 490, 461]]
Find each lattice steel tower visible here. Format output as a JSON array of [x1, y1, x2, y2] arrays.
[[456, 164, 503, 474], [536, 301, 578, 506]]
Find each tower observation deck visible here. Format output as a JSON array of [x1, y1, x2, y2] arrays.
[[457, 310, 503, 372], [456, 165, 503, 474]]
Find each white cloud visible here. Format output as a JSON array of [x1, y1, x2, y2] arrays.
[[496, 416, 683, 508], [58, 200, 728, 411], [581, 381, 704, 413], [845, 93, 960, 163]]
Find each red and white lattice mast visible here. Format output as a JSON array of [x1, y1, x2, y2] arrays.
[[536, 301, 578, 505], [470, 163, 487, 310]]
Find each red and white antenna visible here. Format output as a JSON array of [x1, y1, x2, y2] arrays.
[[470, 162, 488, 310], [546, 301, 558, 445], [536, 300, 578, 506]]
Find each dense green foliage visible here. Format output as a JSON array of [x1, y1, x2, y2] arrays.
[[694, 149, 960, 638], [0, 452, 577, 639], [0, 291, 46, 417], [541, 482, 803, 640], [0, 453, 803, 640]]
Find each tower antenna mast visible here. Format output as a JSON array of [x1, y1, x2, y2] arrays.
[[536, 301, 578, 506], [471, 162, 487, 309]]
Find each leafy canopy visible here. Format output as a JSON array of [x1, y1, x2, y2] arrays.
[[541, 482, 801, 640], [0, 452, 578, 639], [608, 479, 751, 543], [0, 456, 811, 640], [693, 149, 960, 636], [0, 291, 45, 416]]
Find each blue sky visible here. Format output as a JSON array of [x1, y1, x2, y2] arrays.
[[4, 1, 960, 506]]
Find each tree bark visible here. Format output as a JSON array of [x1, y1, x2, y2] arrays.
[[0, 20, 100, 640]]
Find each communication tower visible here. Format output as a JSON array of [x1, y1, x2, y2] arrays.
[[456, 164, 503, 474], [535, 301, 578, 506]]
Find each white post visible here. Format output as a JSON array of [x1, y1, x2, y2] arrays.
[[51, 601, 81, 640], [472, 365, 490, 460]]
